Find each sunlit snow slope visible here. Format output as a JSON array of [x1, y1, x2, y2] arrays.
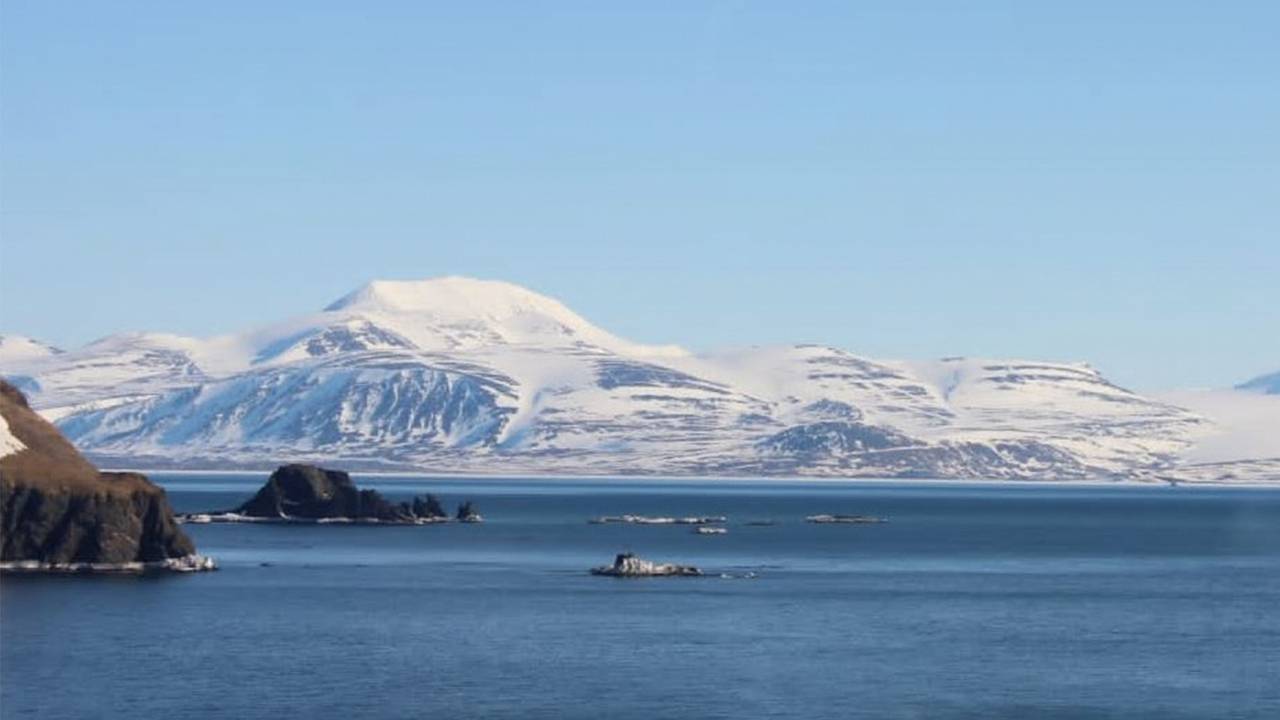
[[1, 277, 1267, 482]]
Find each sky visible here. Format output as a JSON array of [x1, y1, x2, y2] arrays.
[[0, 2, 1276, 391]]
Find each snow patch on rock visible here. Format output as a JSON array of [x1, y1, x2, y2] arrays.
[[0, 413, 25, 458]]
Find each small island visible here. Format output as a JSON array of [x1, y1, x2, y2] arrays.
[[805, 514, 887, 524], [180, 463, 477, 525], [588, 514, 727, 525], [590, 552, 702, 577], [455, 500, 483, 523]]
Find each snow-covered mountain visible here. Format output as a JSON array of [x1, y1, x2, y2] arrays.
[[1155, 369, 1280, 483], [0, 277, 1267, 482], [0, 335, 62, 364]]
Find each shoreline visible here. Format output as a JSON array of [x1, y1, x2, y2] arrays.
[[106, 467, 1280, 489], [0, 554, 218, 575], [176, 512, 460, 525]]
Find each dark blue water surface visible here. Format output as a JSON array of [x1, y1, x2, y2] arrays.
[[3, 476, 1279, 719]]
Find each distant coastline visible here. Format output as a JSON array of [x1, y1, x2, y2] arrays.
[[110, 466, 1280, 489]]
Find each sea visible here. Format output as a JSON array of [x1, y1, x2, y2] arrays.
[[2, 475, 1279, 719]]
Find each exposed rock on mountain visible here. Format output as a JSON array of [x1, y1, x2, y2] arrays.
[[757, 421, 915, 457], [1, 276, 1261, 482], [0, 380, 211, 572]]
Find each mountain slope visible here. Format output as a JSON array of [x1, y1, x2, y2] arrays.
[[0, 276, 1250, 482], [0, 335, 63, 364], [1236, 370, 1280, 395], [1157, 370, 1280, 482]]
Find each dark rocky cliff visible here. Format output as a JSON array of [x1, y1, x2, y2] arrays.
[[0, 380, 205, 569]]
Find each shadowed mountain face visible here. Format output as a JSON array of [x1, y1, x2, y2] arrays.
[[0, 380, 199, 567], [1237, 371, 1280, 395], [0, 277, 1249, 481]]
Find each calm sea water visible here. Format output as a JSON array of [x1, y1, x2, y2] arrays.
[[3, 476, 1279, 719]]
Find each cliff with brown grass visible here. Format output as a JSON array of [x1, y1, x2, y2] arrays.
[[0, 380, 204, 569]]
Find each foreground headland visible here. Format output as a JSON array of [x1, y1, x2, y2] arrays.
[[0, 380, 213, 573]]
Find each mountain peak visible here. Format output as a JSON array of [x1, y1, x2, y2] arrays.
[[0, 335, 64, 364], [323, 277, 685, 356], [326, 277, 575, 318]]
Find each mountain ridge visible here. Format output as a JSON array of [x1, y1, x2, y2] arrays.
[[1, 277, 1272, 483]]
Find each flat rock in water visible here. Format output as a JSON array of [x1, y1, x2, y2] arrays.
[[590, 552, 702, 577], [805, 514, 887, 524], [588, 514, 726, 525]]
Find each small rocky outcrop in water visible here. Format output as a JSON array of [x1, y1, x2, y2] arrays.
[[413, 494, 447, 519], [187, 464, 451, 524], [805, 514, 887, 524], [455, 500, 483, 523], [0, 380, 213, 573], [588, 514, 727, 525], [590, 552, 702, 577]]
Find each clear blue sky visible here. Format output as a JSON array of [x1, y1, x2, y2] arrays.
[[1, 2, 1276, 390]]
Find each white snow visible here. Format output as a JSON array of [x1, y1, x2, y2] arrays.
[[322, 276, 686, 357], [0, 554, 216, 573], [1158, 389, 1280, 463], [0, 275, 1272, 482], [0, 335, 62, 364], [0, 413, 25, 458]]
